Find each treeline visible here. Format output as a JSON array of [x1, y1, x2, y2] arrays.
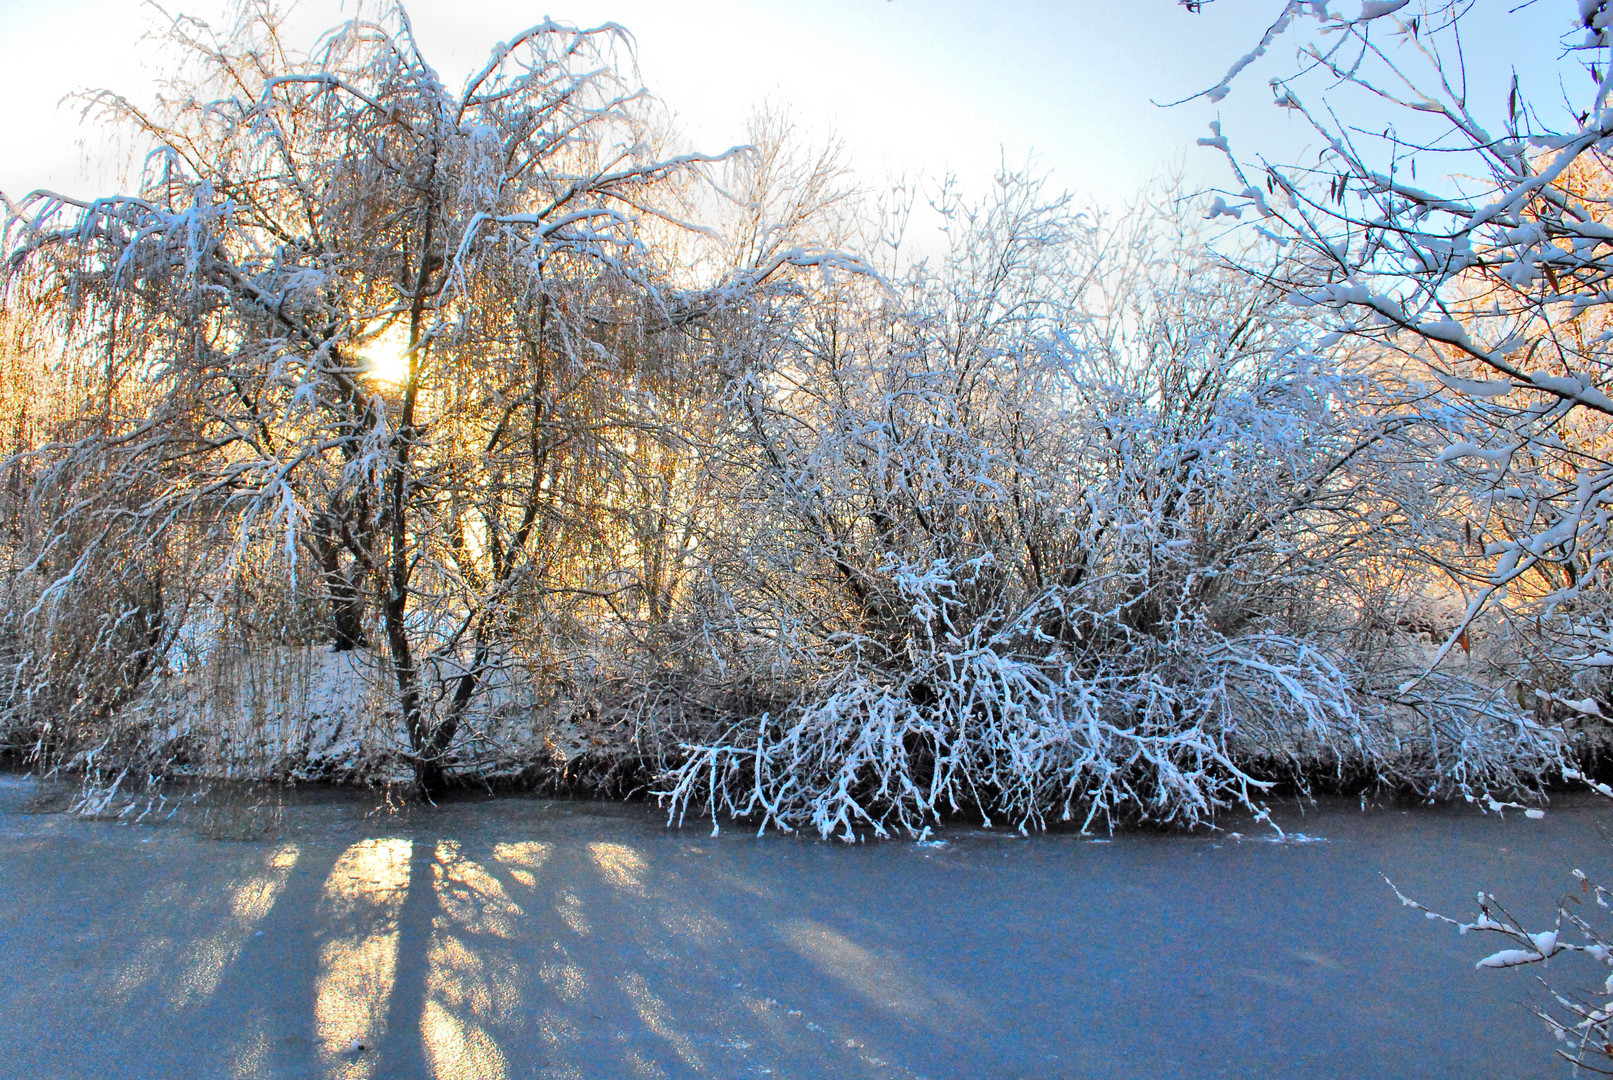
[[0, 2, 1596, 835]]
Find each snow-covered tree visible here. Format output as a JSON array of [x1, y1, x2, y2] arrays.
[[0, 1, 773, 792], [1189, 0, 1613, 697]]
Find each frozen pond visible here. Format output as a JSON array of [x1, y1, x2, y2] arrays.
[[0, 777, 1608, 1079]]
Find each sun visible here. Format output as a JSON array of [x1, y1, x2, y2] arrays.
[[357, 323, 412, 383]]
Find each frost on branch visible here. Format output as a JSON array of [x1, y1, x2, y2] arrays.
[[1197, 1, 1613, 697], [0, 1, 777, 797], [1392, 870, 1613, 1072]]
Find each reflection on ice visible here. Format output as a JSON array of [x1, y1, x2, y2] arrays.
[[315, 837, 411, 1078], [492, 841, 549, 888], [618, 969, 704, 1070], [557, 889, 591, 937], [4, 788, 1595, 1080], [538, 950, 589, 1002], [588, 841, 647, 896], [434, 840, 523, 938], [174, 844, 300, 1007], [85, 818, 967, 1080], [782, 918, 979, 1033], [421, 997, 508, 1080], [106, 843, 298, 1013], [423, 841, 520, 1080]]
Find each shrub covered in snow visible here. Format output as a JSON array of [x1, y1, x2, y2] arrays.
[[660, 179, 1567, 837]]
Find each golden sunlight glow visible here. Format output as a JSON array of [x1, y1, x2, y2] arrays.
[[587, 842, 648, 897], [421, 999, 508, 1080], [112, 845, 301, 1010], [433, 840, 524, 938], [423, 841, 518, 1080], [358, 323, 413, 383], [491, 841, 550, 890], [315, 838, 412, 1078]]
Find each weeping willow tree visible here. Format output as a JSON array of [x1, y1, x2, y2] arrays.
[[0, 1, 824, 792]]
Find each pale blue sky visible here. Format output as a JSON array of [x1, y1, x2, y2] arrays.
[[0, 1, 1579, 211]]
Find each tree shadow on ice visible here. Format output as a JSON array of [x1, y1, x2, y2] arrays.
[[176, 822, 984, 1079]]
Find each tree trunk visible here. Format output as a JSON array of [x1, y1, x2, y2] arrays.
[[311, 517, 370, 651]]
